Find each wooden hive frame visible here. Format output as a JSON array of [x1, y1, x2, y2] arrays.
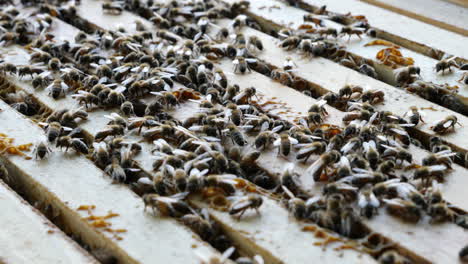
[[0, 0, 466, 263]]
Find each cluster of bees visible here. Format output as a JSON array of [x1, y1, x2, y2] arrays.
[[0, 0, 466, 263], [279, 3, 468, 116]]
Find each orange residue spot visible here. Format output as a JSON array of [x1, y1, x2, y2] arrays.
[[334, 244, 356, 251], [91, 219, 110, 228], [103, 212, 120, 219], [234, 178, 247, 188], [364, 39, 398, 48], [314, 230, 327, 239], [77, 205, 96, 211], [302, 225, 317, 232], [376, 47, 414, 68], [17, 143, 33, 151], [421, 106, 438, 111]]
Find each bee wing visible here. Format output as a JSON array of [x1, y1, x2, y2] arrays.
[[340, 141, 356, 154], [273, 137, 281, 147], [271, 125, 283, 133], [231, 199, 251, 211], [253, 255, 265, 264], [382, 198, 403, 207], [92, 141, 107, 149], [305, 196, 321, 206], [369, 192, 380, 207], [389, 127, 409, 136], [201, 136, 221, 142], [436, 150, 457, 158], [245, 58, 257, 63], [281, 185, 295, 199], [175, 125, 198, 139], [297, 144, 317, 155], [232, 91, 246, 101], [289, 137, 299, 145], [170, 191, 189, 201], [220, 247, 235, 263], [114, 85, 127, 93], [62, 126, 73, 132], [428, 165, 447, 172], [260, 121, 270, 132], [339, 156, 351, 168], [357, 192, 368, 208], [232, 59, 239, 65], [306, 158, 325, 177]]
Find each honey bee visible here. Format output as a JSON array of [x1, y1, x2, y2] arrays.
[[229, 194, 263, 220], [46, 79, 69, 99], [195, 247, 235, 264], [143, 192, 191, 217], [216, 27, 229, 41], [225, 124, 247, 146], [232, 87, 257, 104], [231, 14, 248, 31], [403, 106, 425, 126], [395, 66, 420, 86], [105, 158, 127, 182], [101, 2, 123, 14], [317, 28, 338, 38], [383, 198, 421, 223], [156, 30, 180, 44], [233, 56, 256, 74], [273, 133, 299, 157], [361, 90, 385, 104], [92, 142, 111, 168], [120, 101, 135, 116], [205, 174, 238, 195], [247, 36, 263, 52], [0, 161, 9, 182], [378, 250, 410, 264], [340, 26, 365, 41], [431, 115, 461, 134], [181, 212, 214, 240], [359, 64, 378, 79], [428, 202, 455, 223], [339, 84, 363, 99], [422, 150, 457, 169], [0, 63, 17, 75], [41, 121, 69, 142], [95, 125, 125, 142], [435, 57, 459, 74], [280, 36, 300, 50], [414, 165, 448, 187], [254, 130, 277, 150], [458, 72, 468, 85], [47, 58, 61, 72], [296, 141, 326, 162], [33, 141, 51, 160], [307, 150, 341, 181], [56, 136, 89, 154], [460, 245, 468, 262]]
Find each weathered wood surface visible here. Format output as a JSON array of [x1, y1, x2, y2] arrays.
[[0, 0, 467, 263], [0, 180, 97, 264], [360, 0, 468, 36]]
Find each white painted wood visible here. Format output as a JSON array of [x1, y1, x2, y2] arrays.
[[75, 0, 153, 33], [238, 0, 467, 98], [299, 0, 468, 59], [361, 0, 468, 36], [0, 100, 224, 264], [0, 180, 97, 264]]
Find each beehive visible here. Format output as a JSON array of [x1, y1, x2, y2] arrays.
[[0, 0, 467, 263]]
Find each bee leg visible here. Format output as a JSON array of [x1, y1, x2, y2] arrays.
[[237, 210, 246, 220], [255, 208, 261, 215]]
